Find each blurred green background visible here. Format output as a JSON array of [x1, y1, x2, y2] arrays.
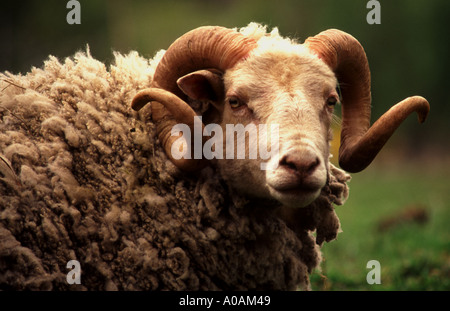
[[1, 0, 449, 290]]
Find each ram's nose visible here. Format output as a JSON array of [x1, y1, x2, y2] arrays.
[[266, 147, 327, 208], [279, 151, 320, 178]]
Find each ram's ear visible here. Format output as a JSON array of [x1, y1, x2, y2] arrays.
[[177, 69, 224, 124], [177, 69, 224, 102]]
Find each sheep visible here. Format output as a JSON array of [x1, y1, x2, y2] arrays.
[[0, 23, 429, 290]]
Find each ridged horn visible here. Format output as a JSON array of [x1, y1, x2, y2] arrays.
[[131, 26, 257, 172], [305, 29, 430, 173]]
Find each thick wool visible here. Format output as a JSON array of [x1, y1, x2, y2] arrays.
[[0, 48, 350, 290]]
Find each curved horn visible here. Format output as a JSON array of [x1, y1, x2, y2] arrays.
[[305, 29, 430, 173], [131, 26, 257, 172]]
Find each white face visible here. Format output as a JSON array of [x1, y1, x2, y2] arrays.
[[217, 49, 339, 208]]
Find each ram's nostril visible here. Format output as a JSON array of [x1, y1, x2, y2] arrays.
[[280, 156, 297, 171], [279, 153, 320, 176], [306, 157, 320, 173]]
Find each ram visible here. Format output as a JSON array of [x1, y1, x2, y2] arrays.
[[0, 23, 429, 290]]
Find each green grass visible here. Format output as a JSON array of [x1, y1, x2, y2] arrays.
[[310, 159, 450, 290]]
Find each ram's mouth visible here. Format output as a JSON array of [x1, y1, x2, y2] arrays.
[[271, 184, 319, 196], [267, 183, 323, 208]]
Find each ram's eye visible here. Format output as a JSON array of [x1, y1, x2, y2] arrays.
[[326, 95, 339, 107], [228, 97, 244, 109]]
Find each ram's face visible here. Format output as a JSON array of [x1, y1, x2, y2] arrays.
[[217, 50, 338, 207]]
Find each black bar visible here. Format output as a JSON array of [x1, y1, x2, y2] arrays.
[[0, 291, 445, 310]]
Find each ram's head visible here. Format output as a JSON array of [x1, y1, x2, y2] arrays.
[[132, 25, 429, 208]]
